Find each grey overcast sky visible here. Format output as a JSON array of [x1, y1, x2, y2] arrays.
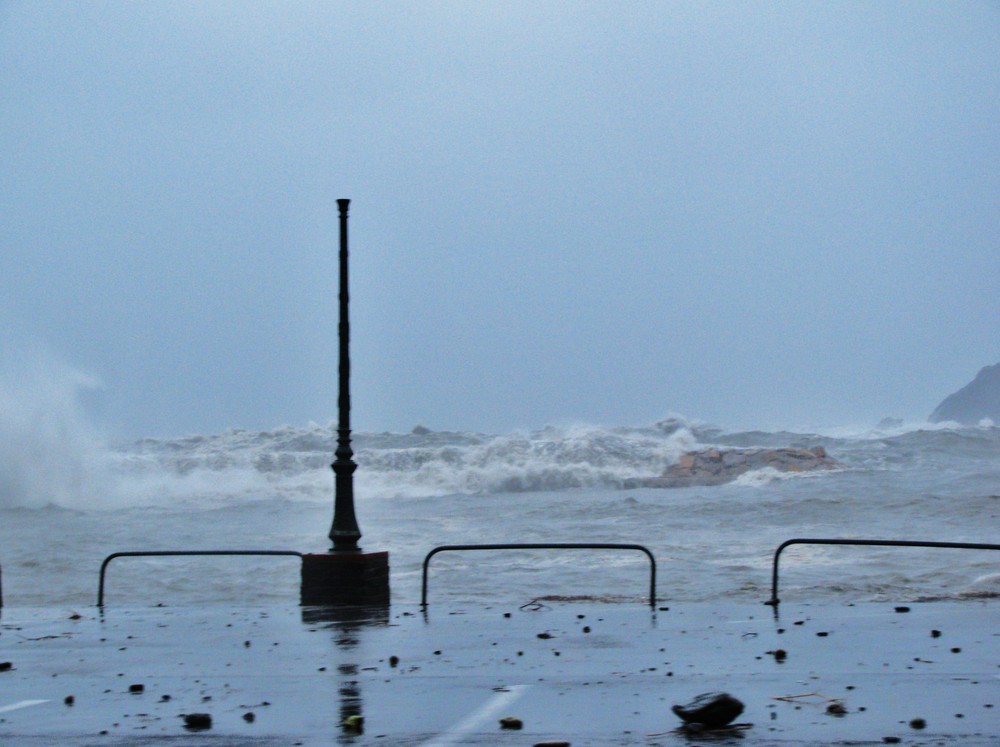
[[1, 1, 997, 438]]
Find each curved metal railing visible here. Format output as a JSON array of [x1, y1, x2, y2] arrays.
[[765, 538, 1000, 607], [98, 550, 304, 607], [421, 543, 657, 608]]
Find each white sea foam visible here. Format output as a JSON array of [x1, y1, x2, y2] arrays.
[[808, 419, 973, 441], [963, 572, 1000, 598], [732, 467, 793, 487]]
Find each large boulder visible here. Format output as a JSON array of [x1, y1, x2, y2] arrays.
[[929, 363, 1000, 425], [624, 446, 839, 488]]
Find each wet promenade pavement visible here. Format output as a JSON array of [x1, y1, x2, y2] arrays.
[[1, 599, 997, 745]]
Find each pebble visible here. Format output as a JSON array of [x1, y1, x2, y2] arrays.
[[499, 716, 523, 729], [909, 717, 927, 729], [128, 684, 144, 694], [183, 713, 212, 731]]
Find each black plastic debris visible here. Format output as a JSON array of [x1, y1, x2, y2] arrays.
[[672, 692, 744, 729]]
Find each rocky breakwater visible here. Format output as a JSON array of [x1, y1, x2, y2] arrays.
[[624, 446, 839, 488]]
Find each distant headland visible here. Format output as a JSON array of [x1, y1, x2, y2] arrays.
[[929, 363, 1000, 425]]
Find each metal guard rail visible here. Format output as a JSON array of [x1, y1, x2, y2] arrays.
[[765, 538, 1000, 607], [421, 543, 657, 608], [98, 550, 304, 607]]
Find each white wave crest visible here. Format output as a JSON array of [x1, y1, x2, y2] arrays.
[[93, 421, 698, 505], [357, 423, 696, 498]]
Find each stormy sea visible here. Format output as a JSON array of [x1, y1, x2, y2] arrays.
[[1, 416, 997, 611]]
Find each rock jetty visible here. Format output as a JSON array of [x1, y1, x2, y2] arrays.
[[624, 446, 838, 488]]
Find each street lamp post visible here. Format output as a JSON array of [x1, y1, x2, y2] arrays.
[[300, 198, 388, 608], [328, 198, 362, 551]]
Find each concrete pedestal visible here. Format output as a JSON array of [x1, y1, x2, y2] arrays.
[[300, 551, 389, 607]]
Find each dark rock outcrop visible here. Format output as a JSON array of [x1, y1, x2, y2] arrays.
[[624, 446, 839, 488], [929, 363, 1000, 425]]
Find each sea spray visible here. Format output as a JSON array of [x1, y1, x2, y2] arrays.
[[0, 349, 112, 509]]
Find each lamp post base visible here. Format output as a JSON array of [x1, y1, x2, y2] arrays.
[[300, 551, 389, 607]]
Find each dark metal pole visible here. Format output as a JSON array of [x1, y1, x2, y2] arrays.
[[328, 198, 362, 551]]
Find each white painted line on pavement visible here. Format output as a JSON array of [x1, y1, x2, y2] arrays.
[[0, 699, 50, 714], [419, 684, 529, 747]]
